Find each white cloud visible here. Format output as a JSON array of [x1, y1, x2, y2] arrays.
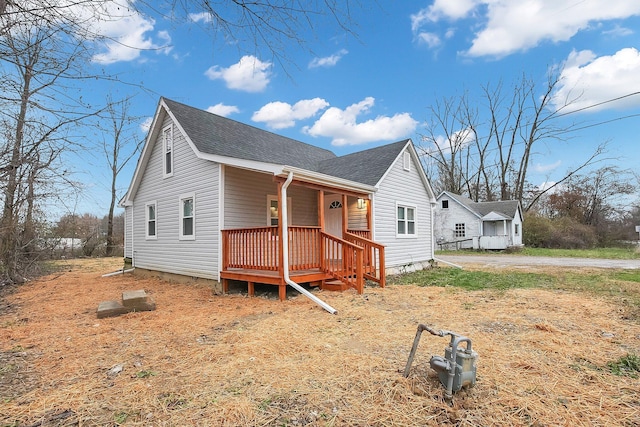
[[533, 160, 562, 173], [189, 12, 212, 23], [205, 55, 272, 93], [417, 32, 441, 48], [423, 127, 475, 156], [207, 103, 240, 117], [83, 1, 172, 64], [303, 97, 418, 146], [252, 98, 329, 129], [552, 48, 640, 113], [411, 1, 640, 58], [140, 117, 153, 133], [309, 49, 348, 69]]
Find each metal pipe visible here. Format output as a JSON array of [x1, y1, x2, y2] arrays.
[[280, 172, 337, 315], [403, 324, 444, 377]]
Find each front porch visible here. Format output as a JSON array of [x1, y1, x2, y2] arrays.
[[221, 225, 385, 300]]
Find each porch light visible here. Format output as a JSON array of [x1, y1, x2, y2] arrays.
[[357, 198, 365, 209]]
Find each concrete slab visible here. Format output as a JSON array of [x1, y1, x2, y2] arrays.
[[97, 300, 130, 319], [122, 290, 148, 308]]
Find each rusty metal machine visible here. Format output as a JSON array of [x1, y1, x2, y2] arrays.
[[403, 324, 478, 401]]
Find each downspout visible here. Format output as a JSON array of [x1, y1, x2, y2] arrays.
[[281, 171, 338, 315]]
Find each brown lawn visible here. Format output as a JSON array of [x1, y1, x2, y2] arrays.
[[0, 258, 639, 426]]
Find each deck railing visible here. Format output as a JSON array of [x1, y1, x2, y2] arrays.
[[346, 229, 371, 240], [288, 226, 322, 270], [222, 226, 279, 271], [345, 232, 386, 288], [321, 232, 364, 293], [221, 226, 373, 293]]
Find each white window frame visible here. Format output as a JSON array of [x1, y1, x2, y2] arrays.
[[163, 125, 174, 178], [441, 199, 449, 209], [179, 192, 195, 240], [454, 223, 466, 238], [514, 223, 520, 236], [403, 151, 411, 171], [396, 203, 417, 238], [267, 195, 292, 227], [145, 201, 157, 240]]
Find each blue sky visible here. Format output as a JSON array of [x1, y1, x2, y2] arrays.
[[64, 0, 640, 216]]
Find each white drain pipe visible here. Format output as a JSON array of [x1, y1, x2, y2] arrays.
[[281, 171, 337, 314]]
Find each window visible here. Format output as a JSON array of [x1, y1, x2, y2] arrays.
[[145, 201, 157, 240], [397, 205, 416, 237], [267, 195, 292, 226], [515, 224, 520, 236], [441, 200, 449, 209], [454, 223, 465, 238], [403, 151, 411, 171], [179, 193, 195, 240], [163, 125, 173, 177]]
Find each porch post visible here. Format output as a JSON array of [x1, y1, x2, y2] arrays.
[[342, 194, 348, 237], [318, 190, 325, 231], [366, 197, 372, 233], [277, 180, 285, 276]]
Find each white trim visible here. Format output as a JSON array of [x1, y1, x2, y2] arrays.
[[179, 192, 196, 240], [396, 202, 417, 238], [403, 151, 411, 171], [145, 201, 157, 240], [162, 124, 174, 178]]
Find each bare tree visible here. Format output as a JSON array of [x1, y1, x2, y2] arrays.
[[418, 72, 606, 209], [2, 1, 360, 67], [98, 96, 143, 256], [0, 13, 96, 282]]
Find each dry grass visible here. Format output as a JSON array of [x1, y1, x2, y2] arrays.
[[1, 258, 639, 426]]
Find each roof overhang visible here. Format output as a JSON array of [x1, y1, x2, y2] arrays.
[[482, 211, 511, 221]]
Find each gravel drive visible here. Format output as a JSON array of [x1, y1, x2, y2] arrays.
[[435, 254, 640, 269]]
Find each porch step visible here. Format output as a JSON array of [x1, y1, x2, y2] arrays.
[[321, 279, 349, 292]]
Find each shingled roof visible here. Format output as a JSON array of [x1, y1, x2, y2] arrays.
[[164, 98, 336, 171], [163, 98, 412, 187], [440, 191, 520, 219], [316, 140, 409, 186]]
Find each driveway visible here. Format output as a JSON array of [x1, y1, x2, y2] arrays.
[[435, 254, 640, 270]]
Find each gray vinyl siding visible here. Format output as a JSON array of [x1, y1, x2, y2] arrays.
[[124, 205, 133, 258], [373, 149, 434, 271], [224, 167, 318, 229], [132, 115, 219, 280]]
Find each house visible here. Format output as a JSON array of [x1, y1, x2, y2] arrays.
[[434, 191, 523, 250], [119, 98, 437, 302]]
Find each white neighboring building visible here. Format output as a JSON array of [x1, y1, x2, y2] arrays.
[[434, 191, 524, 250]]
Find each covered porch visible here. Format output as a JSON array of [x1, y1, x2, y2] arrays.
[[220, 175, 385, 301]]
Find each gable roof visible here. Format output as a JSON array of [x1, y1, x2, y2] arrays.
[[316, 139, 409, 186], [122, 98, 434, 205], [163, 98, 336, 170], [438, 191, 521, 220]]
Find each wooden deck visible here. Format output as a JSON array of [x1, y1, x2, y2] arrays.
[[221, 226, 385, 301], [220, 268, 333, 301]]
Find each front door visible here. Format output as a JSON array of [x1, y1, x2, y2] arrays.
[[324, 194, 343, 237]]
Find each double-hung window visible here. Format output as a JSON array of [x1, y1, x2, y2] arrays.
[[163, 125, 173, 177], [180, 193, 195, 240], [146, 201, 157, 240], [397, 204, 416, 237]]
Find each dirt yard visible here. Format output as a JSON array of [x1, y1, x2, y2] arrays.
[[1, 258, 639, 426]]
